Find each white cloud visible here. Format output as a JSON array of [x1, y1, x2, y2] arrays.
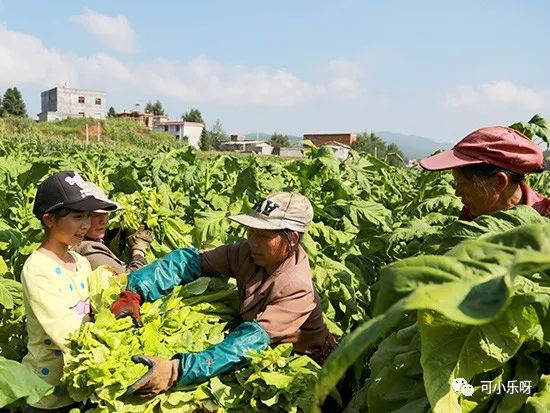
[[324, 58, 366, 98], [446, 81, 550, 111], [70, 8, 137, 53], [0, 24, 368, 109], [138, 56, 323, 106]]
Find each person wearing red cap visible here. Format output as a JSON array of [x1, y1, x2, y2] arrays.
[[420, 126, 550, 220]]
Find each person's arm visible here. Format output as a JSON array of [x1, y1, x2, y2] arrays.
[[111, 248, 202, 327], [112, 244, 241, 327], [125, 321, 270, 395], [124, 279, 316, 393], [22, 268, 90, 353], [126, 247, 202, 301], [125, 252, 147, 273]]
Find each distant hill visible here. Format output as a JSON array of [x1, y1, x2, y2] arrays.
[[376, 131, 449, 159], [245, 131, 447, 158]]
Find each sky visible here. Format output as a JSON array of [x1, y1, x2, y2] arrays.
[[0, 0, 549, 142]]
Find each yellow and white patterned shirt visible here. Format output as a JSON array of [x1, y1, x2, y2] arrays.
[[21, 250, 92, 409]]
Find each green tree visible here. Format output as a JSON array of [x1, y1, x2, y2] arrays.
[[352, 131, 386, 157], [2, 87, 27, 117], [0, 95, 3, 117], [145, 100, 165, 116], [352, 131, 404, 167], [182, 108, 204, 123], [384, 143, 404, 167], [107, 106, 116, 118], [200, 119, 228, 150], [269, 132, 290, 148]]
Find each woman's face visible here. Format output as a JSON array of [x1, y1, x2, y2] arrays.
[[452, 169, 499, 216], [44, 210, 92, 247], [247, 228, 290, 268], [86, 212, 110, 240]]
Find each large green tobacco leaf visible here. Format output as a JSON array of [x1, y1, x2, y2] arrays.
[[419, 299, 542, 413], [524, 374, 550, 412], [421, 206, 548, 254], [311, 224, 550, 411], [0, 357, 53, 408]]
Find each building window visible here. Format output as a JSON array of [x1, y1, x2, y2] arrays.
[[95, 98, 102, 105], [78, 96, 85, 103], [164, 126, 168, 132], [78, 112, 85, 117], [175, 125, 180, 132]]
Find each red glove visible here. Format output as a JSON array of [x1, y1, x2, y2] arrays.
[[111, 291, 143, 327]]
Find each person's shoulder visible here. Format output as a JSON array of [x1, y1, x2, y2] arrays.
[[21, 251, 58, 283], [22, 250, 53, 272], [202, 241, 250, 258], [69, 251, 92, 272], [273, 247, 314, 293], [73, 240, 108, 255]]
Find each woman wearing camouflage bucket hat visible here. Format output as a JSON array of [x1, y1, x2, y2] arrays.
[[420, 126, 550, 220], [110, 192, 336, 396]]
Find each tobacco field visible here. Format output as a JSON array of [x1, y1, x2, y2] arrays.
[[1, 118, 550, 412]]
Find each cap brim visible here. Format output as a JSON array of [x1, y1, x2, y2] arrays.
[[64, 197, 119, 213], [419, 149, 484, 171], [229, 214, 286, 230], [94, 201, 123, 213]]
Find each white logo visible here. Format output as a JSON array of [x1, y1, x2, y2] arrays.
[[452, 378, 474, 396], [64, 173, 94, 198]]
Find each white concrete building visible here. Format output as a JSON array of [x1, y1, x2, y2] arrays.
[[38, 86, 105, 122], [273, 147, 303, 158], [253, 142, 273, 155], [153, 121, 204, 148], [221, 139, 265, 153], [324, 141, 351, 160]]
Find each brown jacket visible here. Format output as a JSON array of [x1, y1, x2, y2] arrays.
[[200, 242, 330, 355], [73, 239, 147, 274]]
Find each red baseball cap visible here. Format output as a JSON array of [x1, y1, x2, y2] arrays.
[[420, 126, 544, 174]]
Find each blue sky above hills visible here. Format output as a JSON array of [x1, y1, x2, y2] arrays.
[[1, 0, 549, 143]]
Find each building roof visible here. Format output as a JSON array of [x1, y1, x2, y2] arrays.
[[222, 140, 266, 146], [42, 86, 105, 94], [155, 121, 204, 126], [325, 141, 351, 149]]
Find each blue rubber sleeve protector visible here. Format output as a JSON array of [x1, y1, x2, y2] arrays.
[[173, 321, 271, 386], [126, 247, 202, 302]]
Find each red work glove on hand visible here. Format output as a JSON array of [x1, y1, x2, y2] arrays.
[[111, 291, 143, 328]]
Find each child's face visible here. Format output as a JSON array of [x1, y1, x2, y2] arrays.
[[86, 212, 110, 240], [45, 210, 92, 247]]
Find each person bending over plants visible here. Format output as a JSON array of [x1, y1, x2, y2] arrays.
[[110, 192, 337, 397], [420, 126, 550, 220]]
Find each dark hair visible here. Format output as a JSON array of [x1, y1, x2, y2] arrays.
[[460, 164, 525, 184], [280, 229, 303, 258], [40, 207, 73, 228]]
